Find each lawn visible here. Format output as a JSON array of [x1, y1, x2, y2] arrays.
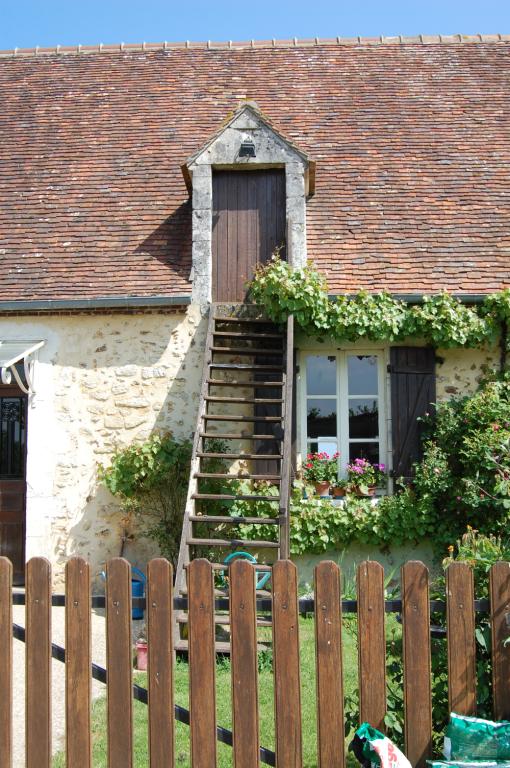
[[53, 616, 361, 767]]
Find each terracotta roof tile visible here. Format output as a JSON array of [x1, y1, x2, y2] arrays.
[[1, 39, 510, 300]]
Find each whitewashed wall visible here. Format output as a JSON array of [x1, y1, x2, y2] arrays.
[[0, 307, 206, 583]]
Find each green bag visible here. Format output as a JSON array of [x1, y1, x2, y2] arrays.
[[445, 714, 510, 762]]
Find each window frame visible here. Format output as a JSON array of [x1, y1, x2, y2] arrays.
[[298, 347, 389, 479]]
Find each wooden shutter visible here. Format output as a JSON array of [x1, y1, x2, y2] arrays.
[[390, 347, 436, 482]]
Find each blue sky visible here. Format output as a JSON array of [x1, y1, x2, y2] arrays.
[[2, 0, 509, 49]]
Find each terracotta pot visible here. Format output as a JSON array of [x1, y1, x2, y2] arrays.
[[314, 481, 331, 496], [135, 640, 148, 671], [332, 486, 347, 498], [354, 485, 377, 497]]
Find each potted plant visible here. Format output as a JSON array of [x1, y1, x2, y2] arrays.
[[135, 627, 148, 671], [302, 452, 339, 496], [331, 478, 349, 498], [346, 458, 386, 496]]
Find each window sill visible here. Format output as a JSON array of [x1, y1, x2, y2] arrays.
[[303, 493, 385, 505]]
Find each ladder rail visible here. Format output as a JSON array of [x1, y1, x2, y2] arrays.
[[279, 315, 294, 559], [173, 307, 216, 603]]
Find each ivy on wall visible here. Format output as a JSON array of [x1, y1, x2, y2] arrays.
[[249, 256, 510, 350]]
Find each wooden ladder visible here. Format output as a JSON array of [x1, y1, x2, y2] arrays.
[[173, 304, 294, 652]]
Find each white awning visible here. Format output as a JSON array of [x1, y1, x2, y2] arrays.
[[0, 340, 44, 394]]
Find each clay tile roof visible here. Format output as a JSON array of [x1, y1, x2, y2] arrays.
[[1, 36, 510, 302]]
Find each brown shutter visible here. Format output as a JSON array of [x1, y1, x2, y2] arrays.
[[390, 347, 436, 482]]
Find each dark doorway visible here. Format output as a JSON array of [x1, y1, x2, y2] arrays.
[[0, 383, 27, 582], [212, 169, 286, 302]]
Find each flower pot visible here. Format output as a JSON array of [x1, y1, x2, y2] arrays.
[[354, 485, 377, 497], [332, 486, 347, 498], [135, 640, 148, 671], [314, 481, 331, 496]]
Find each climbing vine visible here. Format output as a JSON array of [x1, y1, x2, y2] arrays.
[[249, 256, 510, 350]]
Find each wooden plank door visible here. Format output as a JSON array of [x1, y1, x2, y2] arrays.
[[0, 385, 27, 583], [212, 169, 286, 302]]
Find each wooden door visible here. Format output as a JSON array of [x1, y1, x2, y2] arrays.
[[0, 385, 27, 582], [212, 169, 286, 302]]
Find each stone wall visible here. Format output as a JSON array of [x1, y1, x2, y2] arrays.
[[0, 306, 206, 584], [436, 344, 499, 400]]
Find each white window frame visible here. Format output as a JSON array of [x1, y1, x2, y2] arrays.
[[298, 348, 388, 478]]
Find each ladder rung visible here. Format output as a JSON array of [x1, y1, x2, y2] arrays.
[[205, 396, 283, 404], [180, 563, 273, 572], [187, 537, 280, 548], [210, 364, 284, 371], [213, 331, 283, 340], [192, 493, 280, 501], [194, 473, 281, 480], [178, 585, 272, 597], [211, 346, 282, 356], [175, 639, 272, 653], [207, 379, 284, 387], [213, 316, 277, 325], [189, 515, 281, 524], [203, 415, 282, 423], [197, 452, 283, 460], [199, 433, 281, 440], [177, 615, 273, 626]]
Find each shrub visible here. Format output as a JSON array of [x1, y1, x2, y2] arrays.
[[99, 432, 192, 566], [344, 529, 507, 751]]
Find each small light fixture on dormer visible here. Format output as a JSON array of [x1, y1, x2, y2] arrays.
[[239, 138, 256, 158]]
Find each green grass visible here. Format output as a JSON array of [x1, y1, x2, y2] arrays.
[[53, 616, 360, 767]]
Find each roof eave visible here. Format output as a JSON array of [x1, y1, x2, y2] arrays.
[[0, 295, 192, 313]]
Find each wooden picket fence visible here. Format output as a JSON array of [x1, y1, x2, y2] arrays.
[[0, 556, 510, 768]]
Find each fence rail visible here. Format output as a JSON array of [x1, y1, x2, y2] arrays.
[[1, 556, 510, 768]]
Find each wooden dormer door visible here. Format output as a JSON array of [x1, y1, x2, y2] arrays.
[[212, 169, 286, 302]]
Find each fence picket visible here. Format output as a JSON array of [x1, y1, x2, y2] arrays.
[[106, 557, 133, 768], [357, 561, 386, 730], [230, 559, 259, 768], [188, 559, 216, 768], [314, 561, 344, 768], [402, 561, 431, 768], [446, 562, 476, 715], [8, 555, 510, 768], [66, 557, 91, 767], [490, 561, 510, 720], [26, 557, 52, 768], [272, 560, 302, 768], [147, 558, 174, 768], [0, 558, 12, 768]]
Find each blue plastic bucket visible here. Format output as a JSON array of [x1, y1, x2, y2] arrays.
[[131, 568, 146, 620], [100, 566, 147, 620]]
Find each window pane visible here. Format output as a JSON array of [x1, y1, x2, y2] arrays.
[[349, 398, 379, 439], [306, 355, 336, 396], [348, 355, 378, 396], [0, 397, 25, 477], [349, 442, 380, 464], [307, 398, 337, 438], [317, 440, 338, 457]]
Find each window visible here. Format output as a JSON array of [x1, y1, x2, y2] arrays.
[[302, 351, 386, 475]]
